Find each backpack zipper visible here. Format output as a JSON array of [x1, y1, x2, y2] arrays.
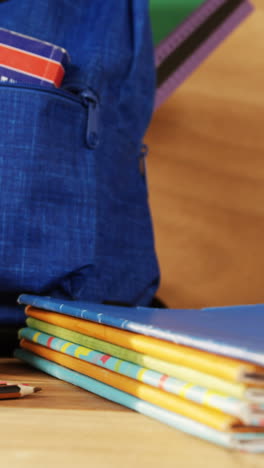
[[79, 89, 100, 150], [0, 82, 100, 149]]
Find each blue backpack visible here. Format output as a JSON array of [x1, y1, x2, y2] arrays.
[[0, 0, 160, 326]]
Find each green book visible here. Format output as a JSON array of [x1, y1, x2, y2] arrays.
[[150, 0, 205, 46]]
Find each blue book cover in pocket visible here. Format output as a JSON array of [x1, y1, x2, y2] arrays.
[[0, 27, 70, 87]]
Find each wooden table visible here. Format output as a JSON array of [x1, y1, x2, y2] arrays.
[[1, 358, 263, 468], [1, 1, 264, 467], [147, 0, 264, 309]]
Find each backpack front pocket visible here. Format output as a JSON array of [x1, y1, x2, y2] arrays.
[[0, 84, 97, 294]]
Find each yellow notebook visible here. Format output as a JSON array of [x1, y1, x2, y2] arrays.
[[26, 306, 264, 386]]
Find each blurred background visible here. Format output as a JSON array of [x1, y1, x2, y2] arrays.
[[147, 0, 264, 309]]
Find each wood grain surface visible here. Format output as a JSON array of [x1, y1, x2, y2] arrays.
[[1, 2, 264, 467], [1, 358, 264, 468], [147, 0, 264, 309]]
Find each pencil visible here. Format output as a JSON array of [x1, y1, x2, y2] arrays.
[[0, 384, 42, 399]]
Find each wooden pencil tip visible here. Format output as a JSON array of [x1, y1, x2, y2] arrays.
[[33, 387, 42, 393]]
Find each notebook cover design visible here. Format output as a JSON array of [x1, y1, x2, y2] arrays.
[[23, 300, 264, 387], [150, 0, 205, 46], [19, 327, 264, 426], [18, 295, 264, 367], [0, 28, 70, 87]]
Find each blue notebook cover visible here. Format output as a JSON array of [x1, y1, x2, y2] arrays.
[[18, 294, 264, 367]]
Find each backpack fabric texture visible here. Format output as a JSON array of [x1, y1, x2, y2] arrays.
[[0, 0, 160, 325]]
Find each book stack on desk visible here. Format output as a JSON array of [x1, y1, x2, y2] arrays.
[[15, 295, 264, 453], [151, 0, 254, 108]]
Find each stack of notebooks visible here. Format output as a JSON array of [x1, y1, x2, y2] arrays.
[[16, 294, 264, 453], [151, 0, 254, 107]]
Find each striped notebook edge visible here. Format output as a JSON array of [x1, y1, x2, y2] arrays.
[[19, 326, 264, 427], [14, 348, 264, 453]]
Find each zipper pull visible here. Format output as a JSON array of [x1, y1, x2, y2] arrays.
[[81, 89, 100, 149]]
